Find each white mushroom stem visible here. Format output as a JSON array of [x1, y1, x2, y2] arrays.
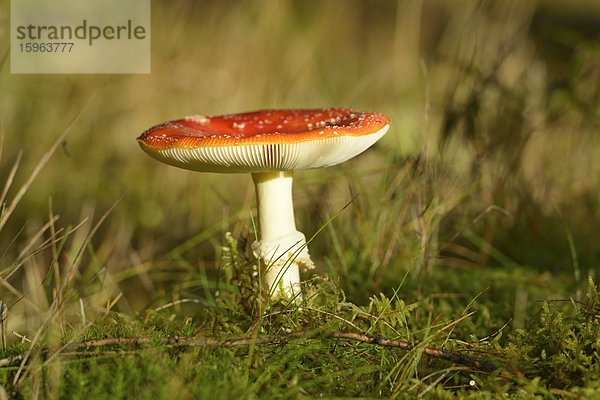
[[251, 171, 314, 299]]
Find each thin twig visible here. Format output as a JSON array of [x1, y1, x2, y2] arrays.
[[0, 329, 497, 372]]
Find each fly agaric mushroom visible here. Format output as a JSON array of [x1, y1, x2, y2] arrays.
[[137, 108, 390, 298]]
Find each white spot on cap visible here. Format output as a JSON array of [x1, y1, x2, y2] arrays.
[[185, 115, 209, 124]]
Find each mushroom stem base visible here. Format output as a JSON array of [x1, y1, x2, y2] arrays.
[[252, 231, 314, 299]]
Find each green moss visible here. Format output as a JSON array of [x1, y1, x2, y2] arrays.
[[2, 273, 598, 398]]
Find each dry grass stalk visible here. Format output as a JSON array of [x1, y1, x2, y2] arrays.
[[0, 301, 6, 351]]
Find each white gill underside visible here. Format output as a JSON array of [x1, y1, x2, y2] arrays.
[[147, 125, 389, 173]]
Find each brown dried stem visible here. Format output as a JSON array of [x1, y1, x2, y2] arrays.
[[0, 329, 497, 372]]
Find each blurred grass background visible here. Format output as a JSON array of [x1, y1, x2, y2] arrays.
[[2, 0, 599, 323], [0, 0, 599, 396]]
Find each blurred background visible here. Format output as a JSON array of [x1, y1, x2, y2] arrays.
[[1, 0, 599, 334]]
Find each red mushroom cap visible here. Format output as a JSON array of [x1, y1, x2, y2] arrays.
[[138, 108, 390, 173]]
